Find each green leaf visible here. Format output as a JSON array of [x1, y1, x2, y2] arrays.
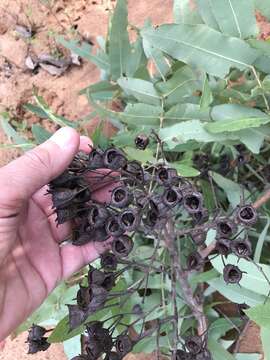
[[261, 327, 270, 360], [108, 0, 131, 80], [126, 37, 147, 77], [156, 65, 200, 106], [16, 282, 77, 335], [164, 103, 210, 123], [208, 338, 235, 360], [80, 80, 119, 100], [121, 103, 162, 127], [0, 113, 32, 147], [173, 0, 203, 24], [245, 302, 270, 328], [117, 77, 161, 106], [33, 92, 77, 128], [254, 217, 270, 263], [31, 124, 51, 144], [57, 36, 110, 71], [124, 147, 156, 163], [205, 117, 270, 133], [143, 37, 171, 82], [190, 269, 219, 285], [211, 104, 268, 121], [211, 171, 249, 207], [200, 74, 213, 109], [210, 0, 258, 39], [209, 318, 240, 340], [255, 0, 270, 21], [141, 24, 259, 78], [172, 163, 200, 177], [159, 120, 233, 149], [24, 103, 48, 118], [208, 277, 266, 306], [196, 0, 220, 31]]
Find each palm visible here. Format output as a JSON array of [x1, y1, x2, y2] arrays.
[[1, 184, 112, 339]]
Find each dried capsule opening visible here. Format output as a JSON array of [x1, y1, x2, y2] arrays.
[[114, 188, 126, 202], [184, 194, 201, 212], [108, 219, 121, 234], [239, 206, 255, 220], [166, 189, 178, 203], [157, 168, 168, 181]]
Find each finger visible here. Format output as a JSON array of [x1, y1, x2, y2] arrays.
[[32, 136, 93, 214], [0, 127, 80, 214], [60, 238, 114, 279]]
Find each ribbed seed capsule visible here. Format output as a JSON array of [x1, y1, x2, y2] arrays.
[[88, 148, 104, 169], [100, 252, 118, 271], [115, 335, 133, 356], [183, 191, 203, 214], [111, 186, 133, 208], [215, 238, 232, 256], [185, 335, 203, 355], [236, 205, 257, 226], [162, 187, 182, 208], [223, 264, 243, 284], [135, 133, 149, 150], [103, 148, 127, 170], [119, 209, 140, 232], [216, 218, 237, 238], [112, 235, 134, 257], [186, 252, 204, 271], [106, 217, 124, 237], [231, 238, 252, 258]]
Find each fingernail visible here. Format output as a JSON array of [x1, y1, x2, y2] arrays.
[[50, 127, 76, 150]]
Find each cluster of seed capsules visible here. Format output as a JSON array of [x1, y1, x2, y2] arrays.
[[27, 134, 259, 359]]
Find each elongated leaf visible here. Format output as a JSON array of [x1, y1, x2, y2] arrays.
[[200, 74, 213, 109], [173, 0, 202, 24], [208, 277, 266, 306], [196, 0, 220, 30], [245, 302, 270, 328], [211, 171, 249, 207], [0, 113, 32, 146], [255, 0, 270, 21], [126, 37, 147, 77], [261, 327, 270, 360], [24, 103, 48, 118], [122, 103, 162, 126], [254, 217, 270, 263], [159, 120, 234, 149], [142, 24, 259, 78], [212, 104, 268, 121], [156, 65, 200, 106], [33, 93, 77, 128], [164, 103, 210, 122], [210, 0, 258, 39], [209, 318, 240, 340], [32, 124, 51, 144], [208, 338, 235, 360], [57, 36, 110, 71], [143, 38, 171, 81], [173, 163, 200, 177], [108, 0, 131, 79], [117, 77, 161, 106], [205, 117, 270, 133]]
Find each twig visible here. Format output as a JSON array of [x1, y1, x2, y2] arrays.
[[253, 187, 270, 209]]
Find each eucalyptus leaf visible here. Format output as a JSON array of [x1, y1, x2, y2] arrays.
[[196, 0, 220, 31], [32, 124, 51, 144], [173, 0, 203, 24], [141, 24, 259, 78], [108, 0, 131, 80]]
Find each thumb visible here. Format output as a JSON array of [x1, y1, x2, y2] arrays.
[[0, 127, 80, 211]]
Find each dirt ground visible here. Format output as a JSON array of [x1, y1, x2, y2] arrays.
[[0, 0, 269, 359]]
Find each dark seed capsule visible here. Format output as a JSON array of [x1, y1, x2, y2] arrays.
[[88, 266, 106, 286], [231, 238, 252, 258], [119, 209, 140, 232], [192, 208, 209, 225], [88, 204, 109, 228], [73, 188, 91, 204], [176, 349, 192, 360], [106, 217, 124, 237], [77, 286, 91, 310], [185, 335, 203, 355], [223, 264, 243, 284], [103, 148, 127, 170], [135, 133, 149, 150], [27, 338, 51, 354], [215, 238, 232, 256], [190, 229, 206, 246], [88, 148, 104, 169], [196, 349, 212, 360], [143, 208, 159, 228], [162, 187, 182, 208], [88, 285, 109, 310], [68, 304, 87, 330], [50, 170, 78, 188], [27, 325, 47, 342], [216, 218, 237, 238], [51, 188, 79, 209], [111, 186, 133, 208], [55, 206, 78, 225], [237, 303, 250, 320], [236, 205, 257, 226], [115, 334, 133, 356], [85, 321, 103, 336], [186, 252, 204, 271], [112, 235, 134, 257], [156, 166, 178, 185], [183, 192, 203, 214], [100, 252, 118, 271], [101, 272, 116, 291]]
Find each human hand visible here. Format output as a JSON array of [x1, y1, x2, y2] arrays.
[[0, 127, 113, 341]]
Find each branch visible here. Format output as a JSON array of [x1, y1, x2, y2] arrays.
[[253, 188, 270, 209]]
